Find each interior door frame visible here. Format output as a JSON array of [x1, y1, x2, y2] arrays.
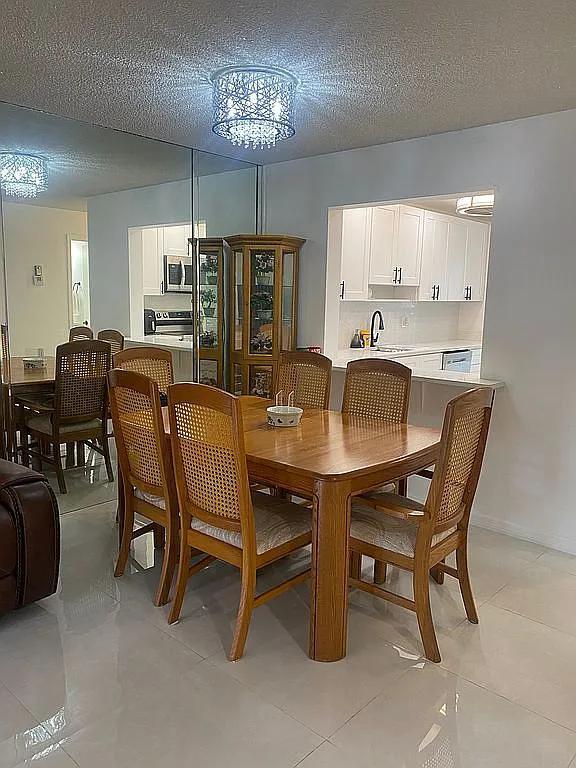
[[66, 233, 90, 329]]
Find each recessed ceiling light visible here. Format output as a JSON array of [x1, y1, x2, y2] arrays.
[[456, 193, 494, 217], [211, 65, 297, 150], [0, 153, 47, 199]]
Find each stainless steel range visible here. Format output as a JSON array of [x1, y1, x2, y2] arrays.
[[144, 309, 193, 336]]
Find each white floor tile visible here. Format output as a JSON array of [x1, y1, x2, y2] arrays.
[[295, 741, 352, 768], [13, 745, 79, 768], [60, 661, 320, 768], [440, 603, 576, 731], [331, 664, 576, 768], [537, 547, 576, 576]]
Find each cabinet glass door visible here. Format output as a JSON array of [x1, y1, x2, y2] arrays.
[[249, 249, 275, 355], [281, 251, 295, 350], [199, 248, 219, 348], [234, 250, 243, 351]]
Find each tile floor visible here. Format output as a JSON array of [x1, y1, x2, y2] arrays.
[[2, 465, 576, 767]]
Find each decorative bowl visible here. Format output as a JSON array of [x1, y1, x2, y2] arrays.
[[266, 405, 303, 428]]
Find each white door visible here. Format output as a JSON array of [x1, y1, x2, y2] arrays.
[[341, 208, 370, 300], [464, 221, 489, 301], [419, 213, 449, 301], [395, 206, 423, 285], [69, 238, 90, 327], [368, 206, 397, 285], [142, 228, 163, 295], [445, 218, 469, 301]]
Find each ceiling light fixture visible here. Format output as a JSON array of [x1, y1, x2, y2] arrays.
[[456, 193, 494, 217], [211, 65, 297, 150], [0, 153, 47, 199]]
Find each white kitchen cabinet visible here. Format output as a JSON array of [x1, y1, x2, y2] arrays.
[[142, 227, 163, 295], [368, 205, 423, 286], [368, 206, 396, 284], [395, 352, 443, 370], [419, 211, 490, 302], [341, 207, 370, 300], [419, 213, 449, 301], [463, 220, 489, 301], [160, 224, 192, 257]]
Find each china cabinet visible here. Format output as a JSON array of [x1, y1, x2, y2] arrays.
[[195, 238, 226, 388], [226, 234, 305, 398]]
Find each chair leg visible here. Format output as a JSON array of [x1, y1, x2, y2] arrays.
[[101, 432, 114, 482], [456, 543, 478, 624], [153, 524, 166, 549], [229, 566, 256, 661], [53, 443, 67, 494], [349, 551, 362, 579], [21, 428, 30, 467], [168, 535, 191, 624], [114, 488, 135, 577], [430, 559, 445, 585], [65, 443, 75, 469], [76, 441, 86, 467], [414, 566, 441, 662], [374, 560, 388, 584], [154, 524, 177, 607]]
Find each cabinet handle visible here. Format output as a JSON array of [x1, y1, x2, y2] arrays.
[[160, 280, 164, 295], [393, 267, 397, 284], [398, 267, 402, 284], [340, 281, 345, 299], [436, 284, 441, 300]]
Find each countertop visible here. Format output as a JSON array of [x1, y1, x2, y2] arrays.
[[126, 335, 194, 352], [333, 340, 504, 388]]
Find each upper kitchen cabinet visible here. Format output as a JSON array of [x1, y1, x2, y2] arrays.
[[368, 205, 423, 286], [160, 224, 192, 256], [419, 211, 490, 302], [141, 227, 163, 295], [340, 207, 370, 300]]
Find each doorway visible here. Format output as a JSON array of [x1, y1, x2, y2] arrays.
[[68, 236, 90, 329]]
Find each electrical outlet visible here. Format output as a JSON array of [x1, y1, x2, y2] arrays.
[[401, 316, 409, 328]]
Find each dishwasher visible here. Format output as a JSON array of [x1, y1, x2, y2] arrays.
[[442, 349, 472, 373]]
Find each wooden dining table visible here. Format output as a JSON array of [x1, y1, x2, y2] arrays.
[[153, 396, 441, 662]]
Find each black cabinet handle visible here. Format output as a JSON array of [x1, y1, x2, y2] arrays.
[[340, 281, 345, 299], [393, 267, 398, 284], [398, 267, 402, 284], [160, 280, 164, 295]]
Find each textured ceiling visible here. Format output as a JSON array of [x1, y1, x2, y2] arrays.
[[0, 102, 254, 209], [1, 0, 575, 164]]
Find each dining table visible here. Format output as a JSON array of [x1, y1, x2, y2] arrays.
[[151, 395, 442, 662]]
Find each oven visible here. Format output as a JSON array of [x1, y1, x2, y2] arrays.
[[164, 253, 193, 293]]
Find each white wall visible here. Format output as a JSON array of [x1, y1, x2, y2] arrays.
[[263, 108, 576, 553], [3, 203, 87, 356], [88, 168, 257, 335]]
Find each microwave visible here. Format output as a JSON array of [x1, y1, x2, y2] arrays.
[[164, 254, 193, 293]]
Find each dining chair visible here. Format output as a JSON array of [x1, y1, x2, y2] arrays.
[[19, 340, 113, 493], [69, 325, 94, 341], [167, 383, 312, 660], [348, 387, 494, 662], [343, 358, 412, 583], [114, 347, 173, 405], [275, 351, 332, 409], [108, 368, 178, 606], [97, 329, 125, 355]]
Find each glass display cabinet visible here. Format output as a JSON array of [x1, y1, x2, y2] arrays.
[[226, 234, 305, 398], [196, 238, 227, 388]]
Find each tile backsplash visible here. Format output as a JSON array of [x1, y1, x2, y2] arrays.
[[338, 301, 483, 350], [144, 294, 192, 311]]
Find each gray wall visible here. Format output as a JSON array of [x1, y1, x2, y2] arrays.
[[263, 109, 576, 553], [88, 167, 257, 333]]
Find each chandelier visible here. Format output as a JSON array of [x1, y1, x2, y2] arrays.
[[456, 193, 494, 217], [211, 66, 297, 150], [0, 153, 47, 199]]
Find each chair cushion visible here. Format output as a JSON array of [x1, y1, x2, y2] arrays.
[[351, 495, 456, 557], [26, 415, 102, 436], [136, 489, 311, 555]]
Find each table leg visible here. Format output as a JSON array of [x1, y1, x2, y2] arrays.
[[309, 478, 351, 662]]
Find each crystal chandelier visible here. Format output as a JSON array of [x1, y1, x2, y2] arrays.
[[0, 153, 47, 199], [456, 193, 494, 217], [211, 66, 297, 150]]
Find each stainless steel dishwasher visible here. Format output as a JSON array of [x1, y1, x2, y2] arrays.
[[442, 349, 472, 373]]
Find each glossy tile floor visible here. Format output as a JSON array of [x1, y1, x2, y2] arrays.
[[2, 467, 576, 767]]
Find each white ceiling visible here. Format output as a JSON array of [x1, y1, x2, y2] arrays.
[[1, 0, 575, 164], [0, 103, 254, 209]]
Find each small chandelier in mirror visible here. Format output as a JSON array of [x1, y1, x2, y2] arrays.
[[456, 193, 494, 217], [211, 66, 297, 150], [0, 153, 47, 199]]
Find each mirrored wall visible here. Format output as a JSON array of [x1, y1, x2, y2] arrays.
[[0, 101, 259, 502]]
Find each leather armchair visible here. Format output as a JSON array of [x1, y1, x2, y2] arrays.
[[0, 460, 60, 616]]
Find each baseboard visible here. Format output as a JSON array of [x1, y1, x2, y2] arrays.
[[472, 510, 576, 556]]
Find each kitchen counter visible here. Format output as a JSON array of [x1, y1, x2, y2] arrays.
[[125, 335, 194, 352], [333, 340, 504, 388]]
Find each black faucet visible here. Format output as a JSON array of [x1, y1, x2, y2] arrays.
[[370, 310, 385, 347]]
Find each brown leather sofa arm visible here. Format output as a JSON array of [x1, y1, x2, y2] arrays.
[[0, 459, 60, 613]]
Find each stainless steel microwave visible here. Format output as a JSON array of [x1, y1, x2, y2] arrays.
[[164, 254, 193, 293]]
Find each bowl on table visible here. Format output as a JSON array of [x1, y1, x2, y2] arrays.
[[266, 405, 303, 428]]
